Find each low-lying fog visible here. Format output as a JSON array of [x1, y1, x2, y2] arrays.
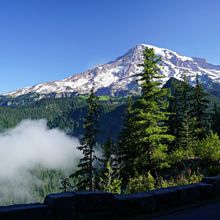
[[0, 119, 81, 205]]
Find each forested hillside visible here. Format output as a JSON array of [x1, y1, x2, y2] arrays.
[[0, 80, 220, 143], [0, 96, 128, 143], [67, 48, 220, 196], [1, 48, 220, 205]]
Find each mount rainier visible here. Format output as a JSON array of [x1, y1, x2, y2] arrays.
[[3, 44, 220, 100]]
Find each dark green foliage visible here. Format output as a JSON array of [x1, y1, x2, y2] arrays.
[[60, 177, 72, 192], [29, 167, 65, 200], [161, 172, 202, 187], [169, 75, 212, 164], [0, 96, 127, 143], [70, 88, 100, 191], [99, 160, 121, 193], [125, 172, 155, 194], [206, 165, 220, 176], [0, 167, 65, 206], [116, 47, 174, 186], [0, 71, 219, 199], [98, 137, 122, 193], [191, 74, 211, 138], [116, 97, 137, 183], [174, 75, 195, 151], [194, 132, 220, 162], [101, 138, 116, 164], [212, 103, 220, 135]]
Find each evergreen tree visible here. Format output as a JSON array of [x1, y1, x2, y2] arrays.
[[171, 75, 210, 159], [176, 75, 195, 151], [98, 138, 121, 193], [102, 138, 115, 164], [99, 160, 121, 193], [116, 48, 174, 185], [168, 75, 196, 157], [70, 88, 100, 191], [60, 177, 72, 192], [212, 103, 220, 135], [166, 78, 181, 152], [191, 74, 211, 139], [116, 96, 138, 183]]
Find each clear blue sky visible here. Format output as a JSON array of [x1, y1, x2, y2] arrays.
[[0, 0, 220, 93]]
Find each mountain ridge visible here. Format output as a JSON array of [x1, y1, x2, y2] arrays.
[[3, 44, 220, 101]]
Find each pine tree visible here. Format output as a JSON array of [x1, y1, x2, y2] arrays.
[[212, 103, 220, 135], [166, 78, 181, 152], [116, 96, 138, 183], [60, 177, 72, 192], [191, 74, 211, 139], [175, 75, 196, 152], [98, 138, 122, 193], [99, 160, 121, 193], [102, 138, 115, 164], [171, 74, 211, 158], [70, 88, 100, 191], [116, 47, 174, 185]]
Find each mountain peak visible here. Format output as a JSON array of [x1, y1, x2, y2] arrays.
[[3, 44, 220, 101], [138, 44, 193, 62]]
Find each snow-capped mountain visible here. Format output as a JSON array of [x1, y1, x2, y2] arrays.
[[3, 44, 220, 99]]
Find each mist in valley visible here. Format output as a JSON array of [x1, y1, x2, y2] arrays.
[[0, 119, 81, 205]]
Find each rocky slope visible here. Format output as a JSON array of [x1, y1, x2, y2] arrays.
[[3, 44, 220, 100]]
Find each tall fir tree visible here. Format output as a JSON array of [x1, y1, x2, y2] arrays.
[[99, 138, 122, 193], [99, 160, 121, 194], [166, 78, 182, 152], [191, 74, 211, 139], [116, 48, 174, 185], [171, 74, 211, 154], [70, 88, 100, 191], [102, 138, 115, 164], [175, 75, 196, 152], [116, 96, 138, 184], [212, 103, 220, 135]]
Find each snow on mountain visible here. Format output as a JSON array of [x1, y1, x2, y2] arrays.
[[3, 44, 220, 99]]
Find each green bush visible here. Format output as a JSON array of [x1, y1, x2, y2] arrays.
[[194, 132, 220, 162], [125, 172, 155, 194], [99, 161, 121, 194], [160, 172, 203, 188]]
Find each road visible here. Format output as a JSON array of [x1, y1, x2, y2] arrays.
[[150, 200, 220, 220]]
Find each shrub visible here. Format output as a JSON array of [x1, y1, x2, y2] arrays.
[[194, 132, 220, 162], [125, 172, 155, 194], [160, 172, 203, 188]]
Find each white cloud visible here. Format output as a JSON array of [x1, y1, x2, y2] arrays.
[[0, 119, 81, 204]]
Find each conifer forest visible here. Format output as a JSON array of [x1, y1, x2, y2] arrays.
[[0, 47, 219, 205]]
